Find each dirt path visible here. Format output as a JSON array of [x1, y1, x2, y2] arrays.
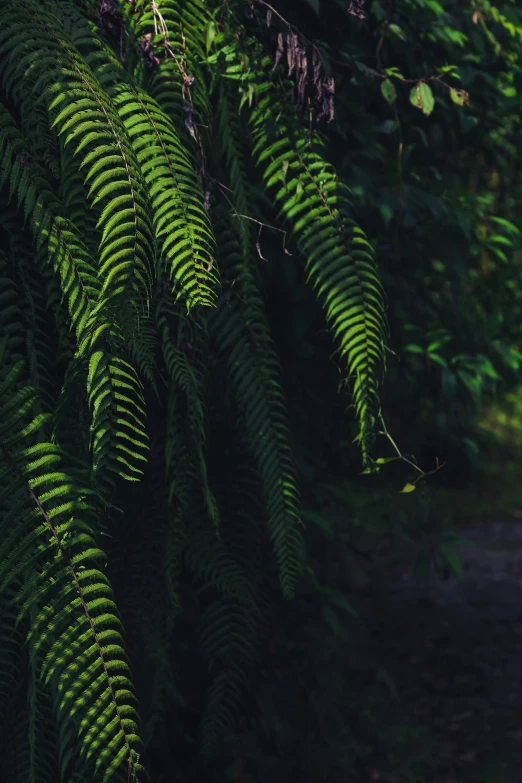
[[365, 521, 522, 782]]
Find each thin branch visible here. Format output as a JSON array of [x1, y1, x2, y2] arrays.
[[377, 412, 447, 485]]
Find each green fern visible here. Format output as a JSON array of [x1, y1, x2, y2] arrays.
[[54, 2, 218, 309], [199, 600, 255, 760], [129, 0, 213, 137], [209, 84, 303, 598], [0, 101, 99, 340], [0, 0, 155, 318], [158, 295, 219, 526], [248, 63, 387, 465], [0, 0, 390, 777], [0, 369, 145, 780], [210, 216, 303, 598]]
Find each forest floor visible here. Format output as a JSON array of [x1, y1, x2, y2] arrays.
[[367, 514, 522, 782]]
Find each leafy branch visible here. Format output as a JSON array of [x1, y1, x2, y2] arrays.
[[379, 66, 470, 116], [362, 413, 447, 494]]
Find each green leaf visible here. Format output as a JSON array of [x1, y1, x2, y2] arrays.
[[476, 356, 501, 380], [488, 234, 513, 246], [0, 334, 8, 366], [457, 369, 482, 397], [239, 82, 256, 111], [384, 66, 404, 79], [388, 24, 406, 41], [400, 483, 416, 493], [489, 246, 509, 263], [205, 21, 218, 54], [489, 216, 520, 235], [463, 437, 479, 456], [449, 88, 469, 106], [379, 202, 394, 223], [428, 353, 449, 368], [437, 64, 460, 77], [439, 542, 463, 577], [410, 82, 435, 116], [381, 79, 397, 104]]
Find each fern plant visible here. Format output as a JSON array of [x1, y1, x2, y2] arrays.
[[0, 0, 388, 779]]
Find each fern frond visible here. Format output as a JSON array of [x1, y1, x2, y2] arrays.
[[0, 364, 146, 782], [59, 138, 101, 256], [105, 409, 178, 754], [4, 230, 61, 413], [51, 358, 92, 485], [0, 680, 59, 783], [87, 341, 150, 485], [182, 508, 254, 601], [56, 3, 218, 310], [158, 295, 219, 527], [126, 316, 160, 392], [248, 61, 388, 465], [130, 0, 212, 136], [197, 480, 267, 761], [0, 0, 395, 775], [0, 585, 24, 732], [27, 654, 60, 783], [0, 101, 150, 488], [0, 101, 98, 342], [113, 87, 217, 307], [0, 0, 155, 319], [199, 599, 254, 761], [210, 215, 303, 598], [0, 248, 27, 371]]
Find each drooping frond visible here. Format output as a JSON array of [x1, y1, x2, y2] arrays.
[[58, 137, 101, 256], [248, 57, 388, 465], [0, 585, 24, 737], [0, 101, 99, 342], [158, 291, 219, 526], [0, 362, 146, 781], [206, 82, 304, 598], [103, 403, 178, 753], [182, 508, 254, 602], [114, 88, 217, 308], [54, 2, 218, 309], [0, 0, 155, 320], [210, 214, 303, 598], [199, 598, 256, 760], [129, 0, 212, 139], [0, 673, 60, 783], [87, 339, 150, 485], [195, 458, 274, 762], [0, 99, 150, 488], [0, 0, 393, 776]]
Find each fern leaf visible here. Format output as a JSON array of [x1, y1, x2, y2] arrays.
[[0, 0, 155, 320], [55, 3, 218, 310], [130, 0, 212, 136], [0, 366, 146, 782], [248, 63, 388, 465], [0, 102, 98, 342], [210, 215, 303, 598], [158, 294, 219, 527]]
